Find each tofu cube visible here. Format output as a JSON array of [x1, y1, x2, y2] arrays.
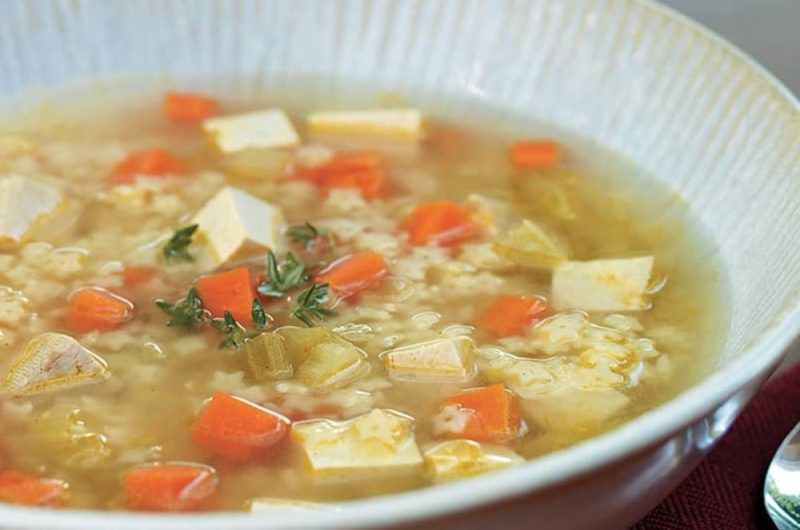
[[383, 337, 475, 383], [551, 256, 654, 312], [307, 109, 424, 141], [193, 187, 285, 265], [522, 388, 631, 433], [4, 332, 110, 396], [0, 174, 65, 244], [203, 109, 299, 153], [424, 440, 524, 483], [293, 409, 423, 481]]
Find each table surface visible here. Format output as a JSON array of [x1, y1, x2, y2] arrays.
[[662, 0, 800, 371]]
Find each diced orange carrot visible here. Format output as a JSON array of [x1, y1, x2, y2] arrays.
[[296, 151, 383, 184], [425, 125, 466, 157], [316, 251, 388, 299], [196, 267, 254, 325], [109, 148, 188, 185], [296, 151, 387, 200], [476, 295, 551, 338], [65, 288, 133, 333], [123, 463, 217, 512], [0, 470, 66, 507], [163, 92, 220, 124], [321, 167, 387, 200], [401, 200, 478, 246], [509, 140, 560, 171], [192, 392, 290, 462], [444, 384, 521, 443], [120, 266, 156, 288]]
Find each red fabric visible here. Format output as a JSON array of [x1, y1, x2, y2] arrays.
[[634, 362, 800, 530]]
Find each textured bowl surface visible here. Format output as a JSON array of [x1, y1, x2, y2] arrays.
[[1, 1, 799, 529]]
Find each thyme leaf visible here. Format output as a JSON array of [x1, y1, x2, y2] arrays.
[[287, 222, 334, 252], [292, 283, 335, 327], [155, 287, 207, 330], [210, 311, 247, 350], [257, 251, 310, 298], [163, 224, 199, 262]]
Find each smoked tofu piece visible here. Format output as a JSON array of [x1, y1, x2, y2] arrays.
[[293, 409, 423, 481], [192, 186, 285, 265], [203, 109, 299, 153], [522, 388, 631, 433], [307, 109, 424, 141], [383, 337, 475, 383], [424, 440, 524, 483], [4, 332, 110, 396], [0, 174, 65, 244], [551, 256, 654, 312]]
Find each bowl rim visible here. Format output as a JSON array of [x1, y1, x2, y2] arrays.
[[1, 0, 799, 528]]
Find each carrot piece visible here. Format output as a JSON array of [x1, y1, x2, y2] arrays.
[[321, 167, 387, 200], [123, 463, 217, 512], [65, 288, 133, 333], [192, 392, 290, 462], [0, 470, 66, 507], [296, 151, 387, 199], [402, 200, 478, 246], [445, 384, 521, 443], [120, 266, 156, 288], [196, 267, 254, 325], [316, 251, 388, 298], [163, 92, 220, 124], [109, 148, 188, 185], [476, 295, 551, 338], [509, 140, 560, 171], [296, 151, 383, 184]]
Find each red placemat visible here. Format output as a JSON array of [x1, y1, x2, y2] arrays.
[[633, 361, 800, 530]]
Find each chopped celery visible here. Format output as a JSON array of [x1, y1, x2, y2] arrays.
[[32, 405, 112, 472], [243, 333, 293, 381], [295, 340, 368, 392], [277, 326, 342, 364], [272, 326, 369, 391], [493, 219, 569, 270], [516, 176, 577, 221]]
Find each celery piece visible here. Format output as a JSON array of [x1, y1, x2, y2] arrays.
[[493, 219, 569, 270], [244, 333, 293, 381]]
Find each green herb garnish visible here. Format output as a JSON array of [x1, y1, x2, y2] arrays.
[[292, 283, 335, 327], [156, 287, 208, 330], [251, 298, 269, 331], [163, 224, 199, 262], [211, 311, 247, 350], [257, 251, 311, 298], [287, 222, 334, 252]]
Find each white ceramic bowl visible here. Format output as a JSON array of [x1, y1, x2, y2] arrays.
[[1, 1, 799, 529]]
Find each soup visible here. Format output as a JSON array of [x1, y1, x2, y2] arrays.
[[0, 86, 724, 511]]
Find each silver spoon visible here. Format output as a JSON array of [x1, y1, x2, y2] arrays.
[[765, 421, 800, 529]]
